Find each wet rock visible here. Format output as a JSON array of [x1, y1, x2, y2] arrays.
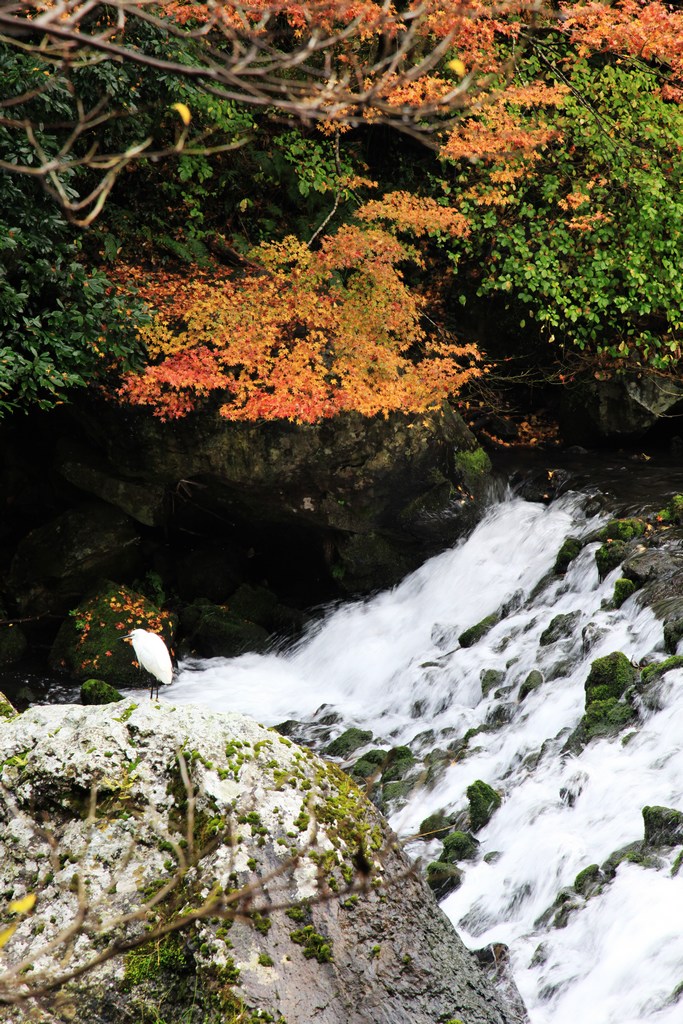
[[486, 702, 515, 728], [595, 539, 628, 580], [73, 399, 490, 596], [442, 830, 480, 863], [573, 863, 604, 898], [554, 537, 583, 575], [664, 617, 683, 655], [418, 809, 456, 841], [55, 437, 165, 527], [426, 860, 464, 900], [539, 611, 581, 647], [178, 600, 270, 658], [349, 748, 387, 784], [175, 543, 245, 603], [519, 670, 543, 701], [642, 805, 683, 847], [481, 668, 505, 697], [601, 841, 663, 878], [613, 577, 637, 607], [585, 651, 637, 703], [324, 728, 373, 758], [467, 780, 502, 832], [459, 613, 500, 648], [80, 678, 124, 705], [381, 745, 417, 783], [7, 503, 141, 615], [564, 652, 639, 747]]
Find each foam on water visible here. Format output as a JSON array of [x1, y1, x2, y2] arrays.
[[158, 493, 683, 1023]]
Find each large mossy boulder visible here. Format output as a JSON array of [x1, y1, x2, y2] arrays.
[[179, 599, 270, 658], [6, 502, 141, 615], [0, 703, 527, 1024], [71, 400, 492, 594], [49, 582, 176, 686]]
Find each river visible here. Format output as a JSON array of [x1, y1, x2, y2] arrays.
[[9, 448, 683, 1023], [158, 452, 683, 1024]]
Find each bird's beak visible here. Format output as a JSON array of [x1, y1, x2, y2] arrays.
[[121, 634, 133, 642]]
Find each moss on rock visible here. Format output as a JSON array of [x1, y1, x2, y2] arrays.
[[519, 670, 543, 701], [539, 611, 580, 647], [349, 748, 387, 783], [442, 830, 479, 863], [613, 578, 637, 608], [81, 678, 124, 705], [573, 863, 602, 897], [582, 698, 636, 740], [0, 691, 19, 721], [663, 618, 683, 655], [595, 540, 627, 580], [418, 809, 455, 841], [642, 805, 683, 847], [426, 860, 463, 900], [324, 728, 373, 758], [480, 668, 505, 697], [467, 780, 502, 832], [455, 446, 492, 484], [48, 582, 176, 686], [599, 518, 646, 543], [180, 599, 271, 658], [459, 613, 499, 649], [640, 656, 683, 684], [554, 537, 583, 575], [585, 652, 637, 703]]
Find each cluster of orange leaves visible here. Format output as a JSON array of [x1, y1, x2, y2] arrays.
[[565, 0, 683, 83], [118, 202, 480, 423], [441, 83, 568, 164]]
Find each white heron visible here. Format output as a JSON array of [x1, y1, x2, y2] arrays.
[[122, 628, 173, 698]]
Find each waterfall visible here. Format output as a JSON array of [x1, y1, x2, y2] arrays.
[[163, 492, 683, 1024]]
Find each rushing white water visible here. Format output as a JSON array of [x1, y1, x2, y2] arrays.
[[160, 493, 683, 1023]]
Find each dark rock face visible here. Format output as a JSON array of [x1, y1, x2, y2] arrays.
[[7, 502, 141, 615], [69, 400, 490, 593], [0, 702, 527, 1024], [560, 374, 683, 443]]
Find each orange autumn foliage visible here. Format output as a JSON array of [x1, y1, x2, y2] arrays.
[[117, 226, 480, 423]]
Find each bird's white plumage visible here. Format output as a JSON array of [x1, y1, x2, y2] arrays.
[[125, 629, 173, 688]]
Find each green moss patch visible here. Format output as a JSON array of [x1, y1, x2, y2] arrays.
[[289, 925, 333, 963], [459, 613, 499, 648], [599, 518, 646, 543], [442, 830, 479, 863], [81, 678, 123, 705], [554, 537, 583, 575], [324, 728, 373, 758], [613, 578, 637, 608], [585, 652, 637, 703], [642, 805, 683, 847], [640, 656, 683, 684], [467, 780, 502, 832], [595, 540, 627, 580]]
